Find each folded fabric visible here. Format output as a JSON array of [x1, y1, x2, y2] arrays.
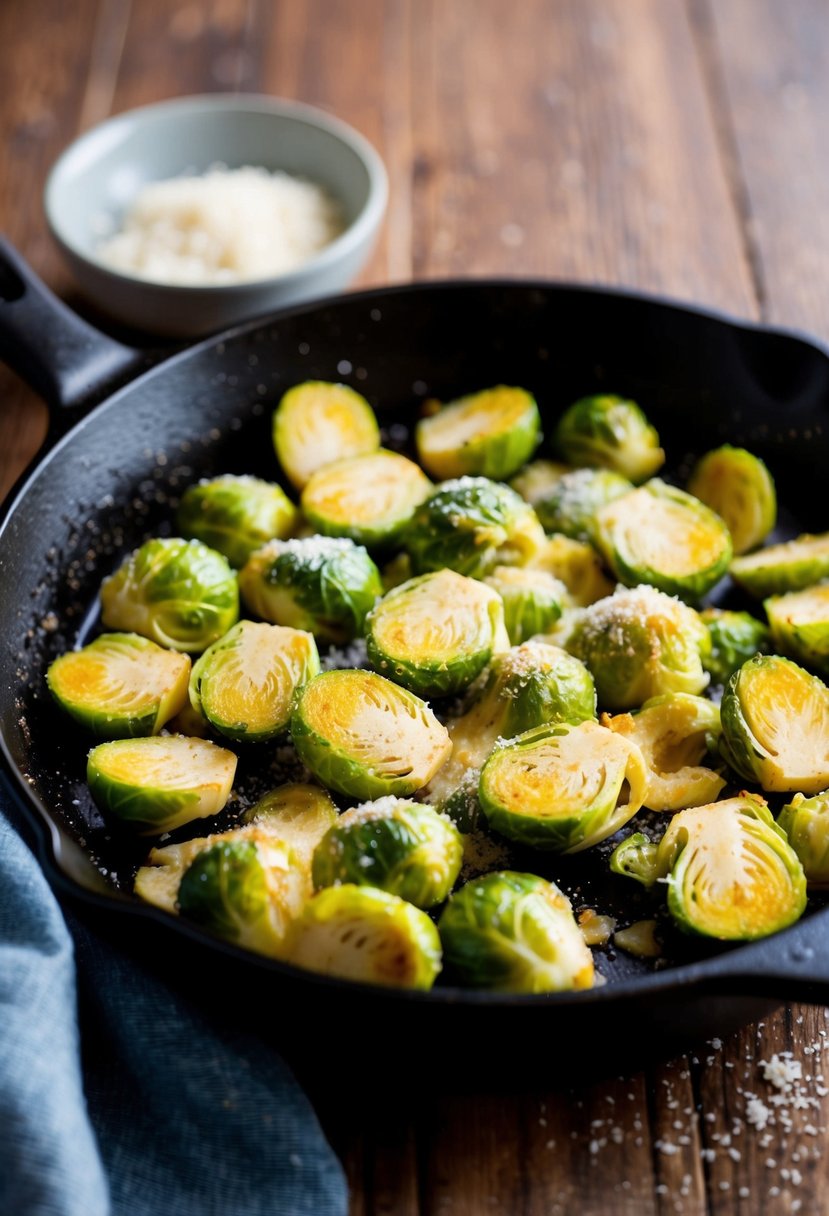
[[0, 796, 347, 1216]]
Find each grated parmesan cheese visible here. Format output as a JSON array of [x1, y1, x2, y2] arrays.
[[97, 165, 344, 285]]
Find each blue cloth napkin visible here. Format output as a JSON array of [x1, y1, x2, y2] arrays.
[[0, 799, 348, 1216]]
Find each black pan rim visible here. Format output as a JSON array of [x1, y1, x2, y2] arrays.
[[4, 273, 828, 1008]]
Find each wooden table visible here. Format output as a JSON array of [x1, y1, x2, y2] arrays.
[[2, 1, 828, 1211]]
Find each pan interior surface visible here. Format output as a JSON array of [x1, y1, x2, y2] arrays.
[[3, 280, 829, 1000]]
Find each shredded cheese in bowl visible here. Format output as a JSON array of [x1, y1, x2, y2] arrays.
[[96, 165, 345, 286]]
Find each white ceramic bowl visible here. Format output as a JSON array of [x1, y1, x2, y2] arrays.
[[45, 94, 388, 337]]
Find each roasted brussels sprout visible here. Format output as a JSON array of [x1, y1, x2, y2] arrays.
[[241, 782, 339, 865], [405, 477, 546, 578], [439, 871, 594, 992], [47, 633, 190, 738], [239, 536, 382, 645], [178, 833, 307, 957], [528, 534, 614, 607], [134, 816, 317, 914], [687, 445, 776, 555], [778, 790, 829, 886], [101, 538, 239, 653], [301, 450, 432, 547], [765, 583, 829, 677], [285, 884, 442, 989], [593, 479, 732, 600], [483, 566, 566, 644], [510, 459, 571, 507], [700, 607, 770, 685], [135, 832, 224, 913], [427, 640, 596, 804], [479, 720, 647, 852], [636, 795, 804, 940], [609, 832, 658, 887], [603, 693, 724, 811], [312, 797, 463, 907], [291, 669, 451, 799], [416, 385, 541, 481], [533, 467, 633, 541], [554, 394, 664, 483], [566, 586, 710, 709], [730, 532, 829, 598], [272, 380, 380, 490], [189, 620, 319, 742], [176, 474, 297, 567], [87, 734, 237, 834], [366, 569, 509, 698], [720, 654, 829, 794]]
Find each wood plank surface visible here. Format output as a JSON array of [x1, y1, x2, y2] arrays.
[[2, 1, 829, 1213]]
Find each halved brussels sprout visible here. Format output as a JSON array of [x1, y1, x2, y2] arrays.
[[483, 566, 566, 644], [272, 381, 380, 490], [101, 538, 239, 653], [87, 734, 237, 834], [438, 871, 594, 992], [405, 477, 546, 578], [700, 607, 770, 685], [47, 633, 190, 738], [479, 720, 647, 852], [720, 654, 829, 794], [609, 832, 658, 887], [778, 790, 829, 886], [176, 474, 297, 568], [657, 795, 805, 940], [533, 468, 633, 541], [730, 532, 829, 598], [510, 459, 571, 507], [416, 385, 541, 481], [301, 450, 432, 547], [285, 884, 442, 989], [189, 621, 320, 742], [554, 394, 664, 483], [528, 534, 614, 607], [366, 569, 509, 698], [593, 479, 732, 600], [427, 641, 597, 804], [291, 669, 451, 799], [567, 586, 710, 710], [603, 694, 724, 811], [239, 536, 382, 645], [312, 797, 463, 908], [765, 583, 829, 678], [178, 833, 307, 958], [241, 782, 339, 865], [687, 446, 776, 555]]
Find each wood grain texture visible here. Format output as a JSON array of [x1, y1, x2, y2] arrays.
[[694, 0, 829, 338], [2, 1, 829, 1213]]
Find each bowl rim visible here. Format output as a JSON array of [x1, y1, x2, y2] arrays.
[[43, 92, 389, 296]]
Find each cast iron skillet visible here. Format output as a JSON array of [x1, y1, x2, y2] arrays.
[[3, 237, 829, 1075]]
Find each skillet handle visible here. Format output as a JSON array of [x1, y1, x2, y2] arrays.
[[702, 916, 829, 1005], [0, 236, 144, 413]]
